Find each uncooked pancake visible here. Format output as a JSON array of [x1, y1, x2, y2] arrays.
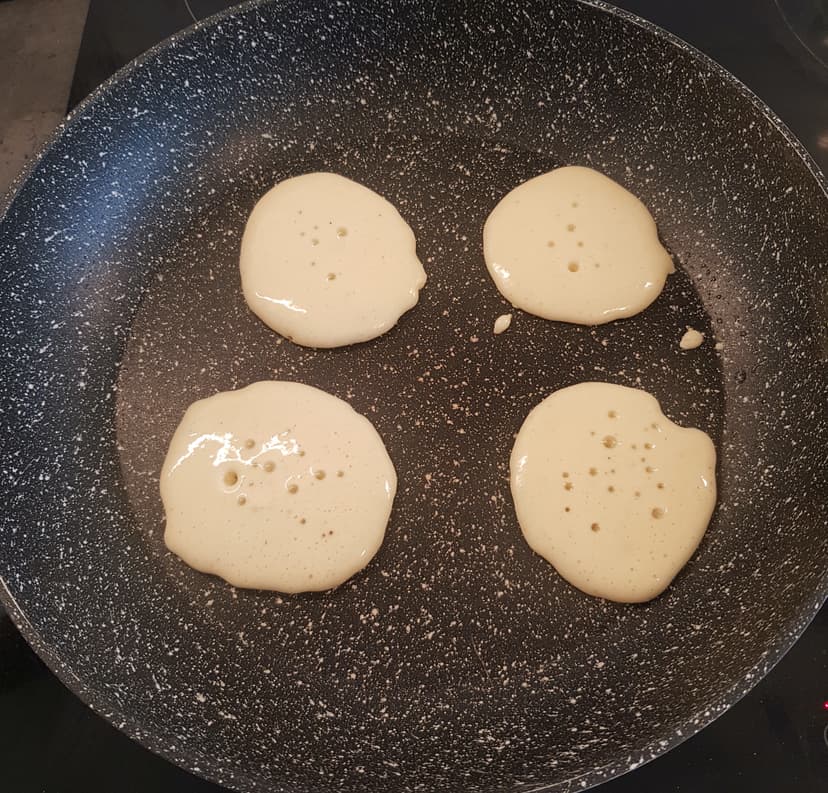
[[483, 166, 674, 325], [240, 172, 427, 348], [510, 382, 716, 602], [160, 381, 396, 592]]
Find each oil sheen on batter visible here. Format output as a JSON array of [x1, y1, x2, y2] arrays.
[[240, 172, 427, 348], [511, 382, 716, 602], [160, 381, 396, 592], [484, 166, 674, 325]]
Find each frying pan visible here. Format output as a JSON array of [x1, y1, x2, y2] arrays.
[[1, 1, 826, 791]]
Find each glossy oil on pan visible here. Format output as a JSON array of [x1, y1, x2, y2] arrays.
[[0, 1, 826, 791]]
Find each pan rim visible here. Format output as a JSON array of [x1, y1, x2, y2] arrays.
[[0, 0, 825, 791]]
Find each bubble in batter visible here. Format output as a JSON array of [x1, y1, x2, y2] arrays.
[[510, 382, 716, 602], [240, 172, 427, 348], [160, 381, 396, 592], [483, 166, 674, 325]]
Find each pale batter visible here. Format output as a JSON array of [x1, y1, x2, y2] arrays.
[[240, 172, 427, 348], [160, 381, 396, 592], [493, 313, 513, 335], [484, 166, 674, 325], [680, 326, 705, 350], [511, 382, 716, 602]]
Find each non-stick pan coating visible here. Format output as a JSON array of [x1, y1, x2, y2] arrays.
[[0, 1, 826, 791]]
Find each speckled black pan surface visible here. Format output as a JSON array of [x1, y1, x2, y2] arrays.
[[1, 1, 826, 791]]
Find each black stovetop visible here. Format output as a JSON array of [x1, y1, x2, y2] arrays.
[[2, 1, 826, 791]]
